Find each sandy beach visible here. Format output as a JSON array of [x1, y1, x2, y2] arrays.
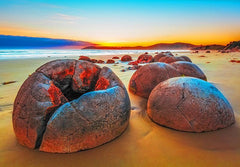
[[0, 51, 240, 166]]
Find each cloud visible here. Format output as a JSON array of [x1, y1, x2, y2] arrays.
[[39, 3, 63, 9], [50, 13, 85, 24]]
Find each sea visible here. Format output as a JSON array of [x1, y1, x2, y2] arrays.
[[0, 49, 190, 60]]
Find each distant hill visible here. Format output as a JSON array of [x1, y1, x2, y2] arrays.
[[83, 42, 198, 50], [192, 44, 225, 50], [1, 35, 239, 51], [224, 41, 240, 51], [0, 35, 94, 49], [147, 42, 196, 50]]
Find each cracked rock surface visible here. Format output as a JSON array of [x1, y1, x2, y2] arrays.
[[147, 77, 235, 132], [129, 62, 181, 98], [13, 59, 131, 153], [129, 61, 207, 98]]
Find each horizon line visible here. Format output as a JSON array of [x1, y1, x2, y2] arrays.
[[0, 34, 238, 47]]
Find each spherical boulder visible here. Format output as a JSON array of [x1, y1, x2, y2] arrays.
[[79, 56, 91, 62], [179, 56, 192, 62], [158, 56, 185, 63], [147, 77, 235, 132], [137, 54, 153, 63], [97, 60, 105, 64], [90, 59, 97, 63], [153, 52, 174, 62], [13, 59, 130, 153], [121, 55, 132, 62], [171, 61, 207, 81], [106, 59, 115, 64], [129, 62, 181, 98]]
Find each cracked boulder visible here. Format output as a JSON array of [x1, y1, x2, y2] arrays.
[[129, 62, 181, 98], [13, 59, 131, 153], [171, 61, 207, 81], [147, 77, 235, 132]]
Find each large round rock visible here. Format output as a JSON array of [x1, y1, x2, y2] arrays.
[[147, 77, 235, 132], [171, 61, 207, 81], [153, 52, 174, 62], [179, 56, 192, 62], [129, 62, 181, 98], [13, 59, 131, 153], [158, 56, 185, 63]]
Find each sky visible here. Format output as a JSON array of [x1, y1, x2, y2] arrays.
[[0, 0, 240, 46]]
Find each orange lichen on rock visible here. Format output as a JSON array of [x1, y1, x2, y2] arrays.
[[79, 65, 99, 86], [95, 77, 110, 90], [47, 81, 67, 112], [55, 67, 75, 79]]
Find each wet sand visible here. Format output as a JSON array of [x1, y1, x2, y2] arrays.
[[0, 51, 240, 166]]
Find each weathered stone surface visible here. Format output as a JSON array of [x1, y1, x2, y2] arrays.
[[179, 56, 192, 62], [171, 61, 207, 81], [158, 56, 185, 63], [13, 72, 68, 149], [154, 52, 192, 63], [129, 62, 181, 98], [147, 77, 235, 132], [72, 61, 101, 94], [13, 59, 131, 153], [36, 59, 77, 99], [121, 55, 132, 62], [40, 67, 130, 153], [137, 54, 153, 63], [153, 52, 174, 62]]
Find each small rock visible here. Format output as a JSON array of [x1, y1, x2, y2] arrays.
[[121, 55, 132, 62], [2, 81, 17, 85], [106, 59, 115, 64], [137, 54, 153, 63], [90, 59, 97, 63], [97, 60, 105, 64], [79, 56, 91, 61]]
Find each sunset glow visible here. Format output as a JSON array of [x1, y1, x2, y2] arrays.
[[0, 0, 240, 46]]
